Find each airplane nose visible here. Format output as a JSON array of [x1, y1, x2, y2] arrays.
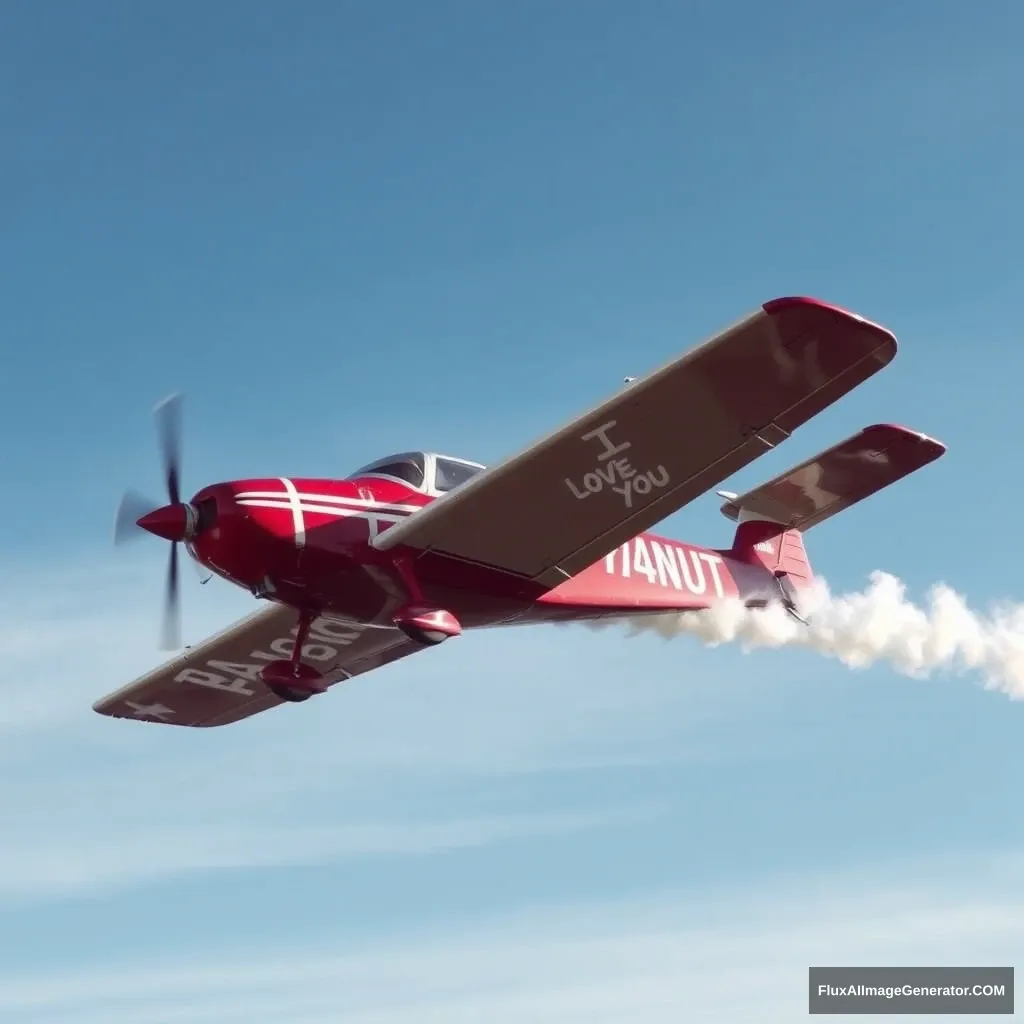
[[137, 503, 196, 543]]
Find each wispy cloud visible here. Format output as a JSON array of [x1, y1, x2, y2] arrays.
[[4, 855, 1022, 1023], [0, 808, 654, 900], [0, 554, 250, 734]]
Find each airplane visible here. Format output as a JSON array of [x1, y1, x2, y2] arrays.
[[93, 296, 947, 728]]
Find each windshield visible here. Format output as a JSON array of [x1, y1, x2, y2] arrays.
[[434, 457, 482, 493], [353, 453, 425, 489]]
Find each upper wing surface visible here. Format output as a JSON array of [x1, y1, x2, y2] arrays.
[[375, 297, 898, 587]]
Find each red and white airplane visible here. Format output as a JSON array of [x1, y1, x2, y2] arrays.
[[94, 297, 946, 728]]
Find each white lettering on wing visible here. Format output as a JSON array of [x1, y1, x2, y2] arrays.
[[173, 615, 371, 697], [603, 539, 726, 598], [565, 419, 671, 508], [580, 420, 632, 462]]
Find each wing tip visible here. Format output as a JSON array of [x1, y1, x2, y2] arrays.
[[858, 422, 948, 461], [762, 296, 897, 356]]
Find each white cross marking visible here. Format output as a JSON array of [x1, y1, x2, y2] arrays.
[[280, 477, 306, 548]]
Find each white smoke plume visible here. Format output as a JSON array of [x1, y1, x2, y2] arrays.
[[610, 572, 1024, 700]]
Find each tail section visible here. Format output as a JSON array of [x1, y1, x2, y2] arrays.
[[729, 516, 814, 583], [718, 423, 946, 591]]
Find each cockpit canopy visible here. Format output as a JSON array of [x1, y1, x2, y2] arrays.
[[347, 451, 486, 496]]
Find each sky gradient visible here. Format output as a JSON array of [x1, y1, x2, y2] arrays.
[[3, 2, 1024, 1020]]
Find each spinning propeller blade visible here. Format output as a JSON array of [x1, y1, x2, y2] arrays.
[[113, 490, 160, 546], [155, 392, 183, 507], [161, 542, 181, 650], [115, 392, 203, 650]]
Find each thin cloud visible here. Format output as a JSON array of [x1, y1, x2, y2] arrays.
[[4, 856, 1023, 1023], [0, 555, 238, 733], [0, 808, 655, 900]]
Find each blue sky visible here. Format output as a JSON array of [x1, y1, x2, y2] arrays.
[[3, 1, 1024, 1019]]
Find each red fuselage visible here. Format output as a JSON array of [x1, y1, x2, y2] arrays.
[[184, 473, 784, 630]]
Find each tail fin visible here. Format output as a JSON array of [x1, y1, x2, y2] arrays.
[[727, 516, 815, 583], [718, 423, 946, 587]]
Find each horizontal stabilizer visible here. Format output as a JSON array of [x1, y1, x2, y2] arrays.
[[719, 424, 946, 532]]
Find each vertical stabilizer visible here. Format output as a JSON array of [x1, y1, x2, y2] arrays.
[[722, 499, 815, 585]]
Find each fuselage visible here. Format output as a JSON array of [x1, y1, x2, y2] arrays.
[[184, 463, 784, 630]]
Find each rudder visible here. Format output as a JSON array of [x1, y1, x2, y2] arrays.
[[727, 514, 815, 586]]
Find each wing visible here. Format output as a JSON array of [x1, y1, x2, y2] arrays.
[[92, 604, 427, 728], [375, 296, 898, 588]]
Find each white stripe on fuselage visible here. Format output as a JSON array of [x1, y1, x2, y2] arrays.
[[237, 498, 407, 523], [279, 478, 306, 549], [235, 490, 423, 515]]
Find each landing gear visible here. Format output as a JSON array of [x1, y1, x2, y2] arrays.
[[260, 611, 328, 702], [391, 557, 462, 647], [394, 608, 461, 646], [268, 681, 315, 703]]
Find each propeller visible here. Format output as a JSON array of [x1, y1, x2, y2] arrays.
[[114, 393, 211, 650]]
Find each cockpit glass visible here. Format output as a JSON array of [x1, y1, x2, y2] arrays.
[[355, 453, 425, 488], [434, 458, 482, 493]]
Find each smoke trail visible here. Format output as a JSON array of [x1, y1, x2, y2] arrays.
[[613, 572, 1024, 699]]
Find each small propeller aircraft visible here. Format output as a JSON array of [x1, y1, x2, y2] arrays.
[[94, 297, 946, 728]]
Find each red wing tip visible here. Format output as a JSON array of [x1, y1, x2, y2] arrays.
[[860, 423, 948, 456], [763, 295, 864, 317], [762, 296, 895, 339]]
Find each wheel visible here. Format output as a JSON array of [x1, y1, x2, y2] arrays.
[[260, 658, 325, 701], [398, 623, 449, 646], [268, 682, 314, 703]]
